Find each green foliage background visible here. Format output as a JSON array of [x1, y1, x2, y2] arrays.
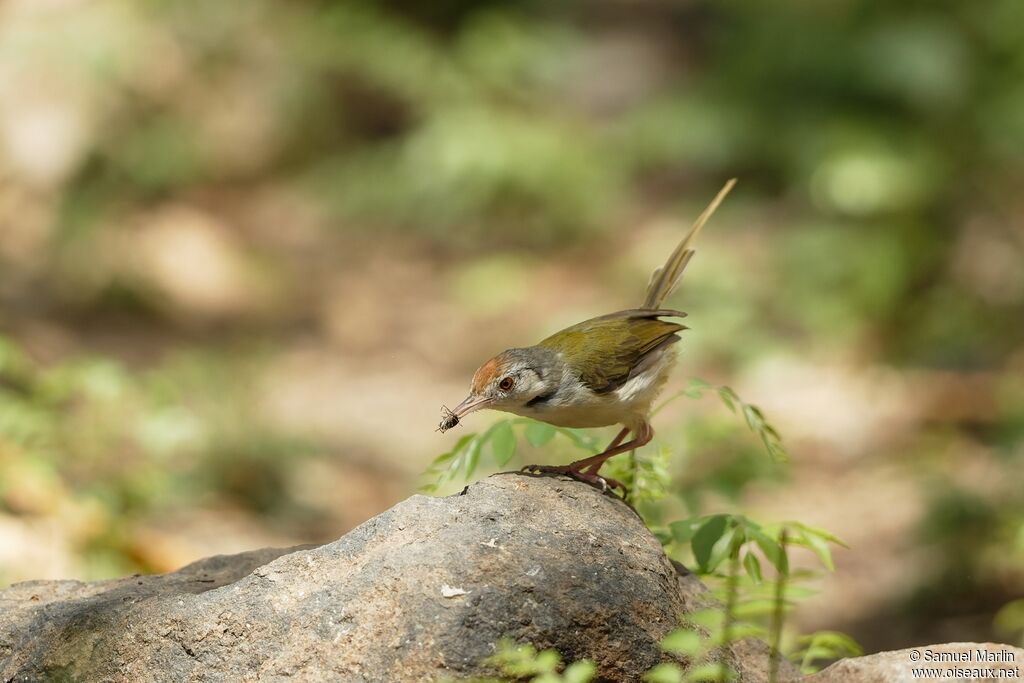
[[0, 0, 1022, 656]]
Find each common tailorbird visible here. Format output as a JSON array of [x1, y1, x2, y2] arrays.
[[439, 179, 736, 493]]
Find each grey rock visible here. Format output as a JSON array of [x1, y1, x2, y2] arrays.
[[0, 475, 772, 682], [3, 474, 1015, 682]]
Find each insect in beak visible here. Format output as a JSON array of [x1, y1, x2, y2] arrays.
[[437, 395, 492, 432]]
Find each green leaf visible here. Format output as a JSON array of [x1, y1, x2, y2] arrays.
[[794, 631, 862, 674], [743, 552, 762, 583], [727, 622, 766, 640], [747, 528, 786, 575], [733, 598, 793, 618], [798, 631, 862, 656], [705, 526, 738, 573], [670, 518, 702, 544], [652, 526, 673, 546], [534, 649, 561, 672], [762, 434, 789, 463], [433, 434, 474, 466], [742, 404, 760, 431], [524, 421, 556, 447], [796, 523, 849, 548], [798, 529, 834, 571], [691, 515, 729, 572], [717, 387, 738, 413], [489, 421, 517, 467], [661, 629, 703, 657], [427, 451, 454, 469], [563, 660, 597, 683], [556, 427, 600, 453], [685, 377, 711, 399], [643, 663, 683, 683], [420, 433, 478, 492], [688, 607, 726, 633], [463, 437, 483, 478], [994, 598, 1024, 637], [684, 662, 734, 682]]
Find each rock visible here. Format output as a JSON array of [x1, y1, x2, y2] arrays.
[[1, 474, 1018, 682], [809, 642, 1024, 682], [0, 475, 770, 682]]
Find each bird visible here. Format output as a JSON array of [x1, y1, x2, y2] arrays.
[[439, 179, 736, 493]]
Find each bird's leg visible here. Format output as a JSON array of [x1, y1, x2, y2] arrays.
[[575, 422, 653, 474], [605, 426, 631, 451], [589, 428, 626, 458], [574, 427, 632, 473], [522, 424, 652, 494]]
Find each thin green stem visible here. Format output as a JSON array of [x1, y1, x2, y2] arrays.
[[768, 528, 790, 683], [800, 635, 818, 673], [651, 386, 694, 417], [720, 550, 740, 682]]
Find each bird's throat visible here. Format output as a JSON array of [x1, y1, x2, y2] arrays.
[[524, 390, 557, 408]]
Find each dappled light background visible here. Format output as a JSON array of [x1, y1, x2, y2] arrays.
[[1, 0, 1023, 654]]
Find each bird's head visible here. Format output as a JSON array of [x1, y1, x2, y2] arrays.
[[442, 347, 560, 429]]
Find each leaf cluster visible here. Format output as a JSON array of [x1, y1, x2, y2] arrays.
[[790, 632, 863, 674], [458, 639, 595, 683], [420, 419, 598, 493], [669, 515, 846, 579], [676, 379, 788, 464]]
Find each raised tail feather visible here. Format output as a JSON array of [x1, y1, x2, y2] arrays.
[[641, 178, 737, 310]]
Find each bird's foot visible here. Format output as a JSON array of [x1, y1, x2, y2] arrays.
[[520, 464, 625, 496]]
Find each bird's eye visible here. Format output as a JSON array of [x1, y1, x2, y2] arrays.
[[498, 376, 515, 392]]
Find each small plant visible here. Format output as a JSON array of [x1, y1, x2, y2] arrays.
[[0, 334, 316, 578], [790, 632, 863, 674], [668, 515, 846, 578], [420, 418, 598, 494], [994, 598, 1024, 649], [458, 639, 595, 683], [662, 378, 788, 464], [650, 521, 852, 681]]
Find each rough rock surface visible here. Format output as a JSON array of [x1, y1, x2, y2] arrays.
[[0, 475, 778, 682], [1, 474, 1020, 682]]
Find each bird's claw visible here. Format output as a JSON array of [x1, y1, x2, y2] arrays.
[[519, 464, 626, 497]]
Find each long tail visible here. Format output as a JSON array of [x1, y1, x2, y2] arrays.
[[641, 178, 737, 310]]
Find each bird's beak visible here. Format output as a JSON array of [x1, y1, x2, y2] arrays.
[[452, 394, 492, 418]]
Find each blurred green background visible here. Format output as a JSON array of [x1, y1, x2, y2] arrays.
[[1, 0, 1022, 654]]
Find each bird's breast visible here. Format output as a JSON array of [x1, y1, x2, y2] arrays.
[[507, 351, 677, 429]]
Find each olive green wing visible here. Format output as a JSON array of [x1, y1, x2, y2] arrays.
[[538, 309, 686, 394]]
